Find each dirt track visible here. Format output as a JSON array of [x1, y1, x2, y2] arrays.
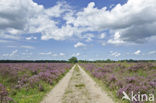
[[41, 64, 114, 103], [41, 65, 75, 103]]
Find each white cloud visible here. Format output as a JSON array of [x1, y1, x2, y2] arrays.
[[7, 45, 34, 49], [111, 51, 121, 57], [69, 0, 156, 43], [3, 49, 18, 57], [41, 24, 76, 40], [10, 49, 18, 56], [52, 53, 58, 57], [0, 33, 20, 40], [59, 53, 65, 56], [2, 54, 9, 57], [148, 51, 156, 55], [72, 53, 80, 57], [1, 0, 156, 43], [108, 32, 125, 45], [0, 39, 12, 43], [21, 45, 34, 49], [134, 50, 141, 55], [22, 52, 32, 55], [25, 36, 37, 40], [81, 33, 94, 42], [40, 52, 52, 55], [39, 52, 65, 57], [74, 42, 86, 48], [99, 33, 106, 39], [45, 1, 70, 17], [0, 0, 73, 41], [7, 46, 16, 48], [0, 0, 44, 39]]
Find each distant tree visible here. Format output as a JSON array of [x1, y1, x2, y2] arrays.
[[68, 57, 78, 63], [106, 59, 112, 63]]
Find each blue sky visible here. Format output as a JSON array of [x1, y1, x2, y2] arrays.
[[0, 0, 156, 60]]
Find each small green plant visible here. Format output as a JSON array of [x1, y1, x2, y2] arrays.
[[75, 84, 85, 88]]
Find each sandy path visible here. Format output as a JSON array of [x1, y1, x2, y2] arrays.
[[41, 64, 114, 103], [62, 65, 94, 103], [78, 65, 114, 103], [41, 65, 76, 103]]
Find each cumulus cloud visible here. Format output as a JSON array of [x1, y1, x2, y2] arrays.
[[40, 52, 52, 55], [52, 53, 58, 57], [1, 0, 156, 44], [10, 50, 18, 56], [7, 46, 16, 48], [3, 49, 18, 57], [148, 51, 156, 55], [111, 51, 121, 57], [134, 50, 141, 55], [21, 45, 34, 49], [22, 52, 32, 55], [41, 24, 76, 40], [0, 0, 73, 40], [0, 39, 12, 43], [74, 42, 86, 48], [99, 33, 106, 39], [6, 45, 34, 49], [82, 33, 94, 42], [59, 53, 65, 56], [0, 0, 43, 39], [69, 0, 156, 44], [0, 33, 21, 40], [25, 36, 37, 40], [108, 32, 125, 44], [39, 52, 65, 57], [72, 53, 80, 57], [45, 2, 70, 17]]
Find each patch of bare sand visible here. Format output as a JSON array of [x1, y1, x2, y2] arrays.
[[41, 65, 76, 103], [78, 65, 114, 103], [62, 65, 94, 103]]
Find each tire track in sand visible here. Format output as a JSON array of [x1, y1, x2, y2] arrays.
[[41, 64, 114, 103], [41, 65, 76, 103], [78, 65, 114, 103]]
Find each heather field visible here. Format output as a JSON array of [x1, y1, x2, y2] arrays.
[[80, 62, 156, 103], [1, 0, 156, 103], [0, 62, 155, 103], [0, 63, 72, 103]]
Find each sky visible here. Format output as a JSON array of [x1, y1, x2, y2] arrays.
[[0, 0, 156, 60]]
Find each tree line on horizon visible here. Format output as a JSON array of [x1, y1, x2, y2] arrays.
[[0, 57, 156, 63]]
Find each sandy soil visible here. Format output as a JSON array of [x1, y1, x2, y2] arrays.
[[62, 65, 94, 103], [78, 65, 114, 103], [41, 65, 76, 103], [41, 64, 114, 103]]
